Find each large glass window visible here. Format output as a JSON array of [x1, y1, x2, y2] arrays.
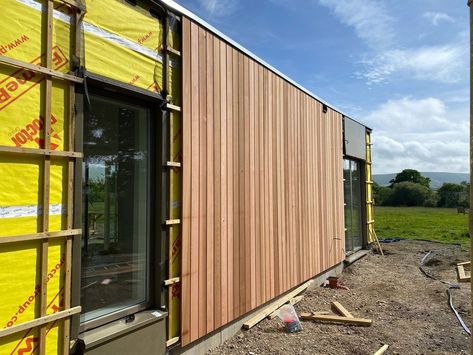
[[81, 93, 150, 327], [344, 159, 363, 253]]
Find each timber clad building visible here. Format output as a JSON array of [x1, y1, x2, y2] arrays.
[[0, 0, 374, 354]]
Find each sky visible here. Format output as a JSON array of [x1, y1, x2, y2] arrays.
[[174, 0, 469, 175]]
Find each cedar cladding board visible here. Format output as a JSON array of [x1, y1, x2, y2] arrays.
[[181, 18, 346, 345]]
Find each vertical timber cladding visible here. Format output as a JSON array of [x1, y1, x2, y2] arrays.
[[181, 18, 345, 345]]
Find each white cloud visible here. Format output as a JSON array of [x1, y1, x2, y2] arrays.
[[197, 0, 237, 17], [318, 0, 394, 49], [318, 1, 466, 85], [423, 12, 455, 26], [365, 97, 468, 174], [358, 44, 466, 84]]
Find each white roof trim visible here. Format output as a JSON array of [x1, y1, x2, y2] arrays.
[[160, 0, 366, 126]]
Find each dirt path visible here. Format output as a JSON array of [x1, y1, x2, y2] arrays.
[[209, 240, 471, 354]]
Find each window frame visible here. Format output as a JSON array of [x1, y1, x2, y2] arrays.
[[343, 158, 364, 254], [72, 72, 164, 335]]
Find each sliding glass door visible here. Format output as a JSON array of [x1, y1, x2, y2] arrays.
[[344, 159, 363, 253]]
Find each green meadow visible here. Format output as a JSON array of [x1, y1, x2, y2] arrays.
[[374, 207, 470, 249]]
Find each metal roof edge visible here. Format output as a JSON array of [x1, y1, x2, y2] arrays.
[[158, 0, 370, 129]]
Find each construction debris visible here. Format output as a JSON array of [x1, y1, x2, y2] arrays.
[[373, 344, 389, 355], [331, 301, 354, 318], [242, 280, 313, 330], [300, 313, 372, 326], [267, 295, 304, 320], [300, 301, 372, 327], [325, 276, 350, 290], [456, 261, 471, 282]]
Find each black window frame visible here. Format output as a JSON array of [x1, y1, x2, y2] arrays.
[[71, 72, 165, 336]]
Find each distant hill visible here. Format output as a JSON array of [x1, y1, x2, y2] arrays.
[[373, 172, 469, 189]]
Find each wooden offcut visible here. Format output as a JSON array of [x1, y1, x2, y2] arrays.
[[373, 344, 389, 355], [164, 277, 181, 286], [331, 301, 354, 318], [166, 337, 180, 347], [242, 281, 313, 329], [457, 261, 471, 266], [166, 103, 182, 112], [165, 161, 182, 168], [300, 313, 372, 326], [457, 265, 471, 282], [165, 219, 181, 226], [167, 46, 181, 57], [267, 295, 304, 319]]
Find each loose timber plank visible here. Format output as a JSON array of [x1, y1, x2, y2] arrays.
[[242, 280, 313, 330], [457, 265, 471, 282], [166, 337, 180, 347], [373, 344, 389, 355], [331, 301, 354, 318], [267, 295, 304, 320], [300, 313, 372, 326]]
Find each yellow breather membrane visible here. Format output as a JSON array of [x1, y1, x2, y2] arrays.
[[0, 0, 182, 352]]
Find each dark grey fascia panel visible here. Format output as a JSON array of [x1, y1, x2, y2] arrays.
[[344, 117, 366, 161]]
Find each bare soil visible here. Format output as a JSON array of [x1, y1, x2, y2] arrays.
[[209, 240, 471, 355]]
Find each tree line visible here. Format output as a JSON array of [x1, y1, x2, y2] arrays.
[[373, 169, 470, 208]]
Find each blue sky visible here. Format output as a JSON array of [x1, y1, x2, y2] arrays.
[[174, 0, 469, 174]]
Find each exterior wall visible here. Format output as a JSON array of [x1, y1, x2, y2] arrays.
[[181, 17, 346, 346]]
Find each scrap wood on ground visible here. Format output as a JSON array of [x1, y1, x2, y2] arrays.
[[456, 261, 470, 282], [300, 301, 372, 327], [209, 240, 471, 355]]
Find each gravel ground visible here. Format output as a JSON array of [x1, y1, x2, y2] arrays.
[[209, 240, 471, 355]]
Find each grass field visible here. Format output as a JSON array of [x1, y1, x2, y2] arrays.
[[374, 207, 470, 248]]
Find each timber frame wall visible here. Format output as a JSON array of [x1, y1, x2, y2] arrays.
[[181, 18, 346, 345]]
